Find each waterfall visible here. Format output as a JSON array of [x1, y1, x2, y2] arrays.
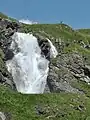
[[6, 32, 58, 94]]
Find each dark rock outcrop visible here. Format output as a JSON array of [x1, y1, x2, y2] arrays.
[[33, 33, 51, 60], [47, 50, 90, 94], [0, 17, 20, 90]]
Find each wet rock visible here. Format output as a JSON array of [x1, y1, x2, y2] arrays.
[[33, 33, 51, 60], [0, 112, 11, 120], [0, 112, 6, 120], [0, 72, 6, 83], [5, 49, 14, 61]]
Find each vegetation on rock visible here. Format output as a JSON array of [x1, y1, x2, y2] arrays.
[[0, 12, 17, 22]]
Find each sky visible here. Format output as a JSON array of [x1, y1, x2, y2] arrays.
[[0, 0, 90, 28]]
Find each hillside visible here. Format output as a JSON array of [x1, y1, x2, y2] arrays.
[[0, 13, 90, 120]]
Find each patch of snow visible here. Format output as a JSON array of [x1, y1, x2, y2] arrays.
[[19, 19, 38, 25]]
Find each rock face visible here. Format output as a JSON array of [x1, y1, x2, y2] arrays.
[[33, 33, 51, 60], [47, 46, 90, 94], [0, 18, 20, 60], [0, 17, 90, 94], [0, 18, 20, 90]]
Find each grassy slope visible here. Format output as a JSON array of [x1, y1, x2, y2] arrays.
[[0, 13, 90, 119], [0, 12, 17, 22], [22, 23, 90, 63], [0, 85, 90, 120], [78, 29, 90, 35], [22, 23, 90, 46]]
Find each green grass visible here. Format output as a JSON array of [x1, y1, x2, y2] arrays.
[[0, 12, 9, 19], [0, 85, 90, 120], [78, 29, 90, 36], [21, 24, 90, 50], [21, 23, 90, 64], [22, 24, 89, 41], [0, 12, 17, 22]]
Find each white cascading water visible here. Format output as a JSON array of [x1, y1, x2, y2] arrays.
[[6, 32, 58, 94]]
